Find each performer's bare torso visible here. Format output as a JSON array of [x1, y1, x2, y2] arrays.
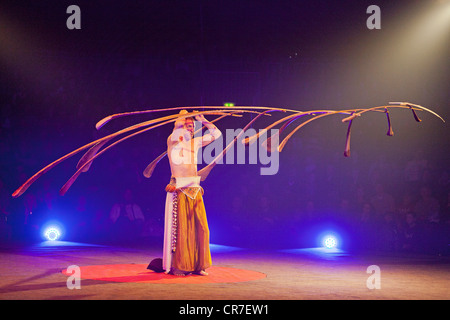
[[167, 113, 219, 179], [167, 132, 198, 178], [167, 116, 198, 178]]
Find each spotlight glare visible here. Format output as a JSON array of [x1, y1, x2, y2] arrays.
[[44, 227, 61, 241], [323, 235, 338, 249]]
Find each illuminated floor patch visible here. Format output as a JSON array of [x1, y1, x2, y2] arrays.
[[62, 264, 266, 284]]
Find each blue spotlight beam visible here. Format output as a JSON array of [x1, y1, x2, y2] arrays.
[[44, 226, 61, 241], [323, 236, 338, 249]]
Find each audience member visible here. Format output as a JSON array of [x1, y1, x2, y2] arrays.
[[109, 189, 145, 242]]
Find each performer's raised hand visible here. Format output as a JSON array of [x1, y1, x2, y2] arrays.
[[194, 113, 207, 123]]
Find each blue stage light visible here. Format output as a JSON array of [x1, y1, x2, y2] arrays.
[[323, 235, 338, 249], [44, 226, 61, 241]]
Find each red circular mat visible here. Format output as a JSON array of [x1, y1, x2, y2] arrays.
[[62, 264, 266, 284]]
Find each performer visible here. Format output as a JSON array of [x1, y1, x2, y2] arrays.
[[163, 110, 221, 276]]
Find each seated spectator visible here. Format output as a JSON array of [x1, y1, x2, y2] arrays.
[[401, 212, 423, 252], [109, 189, 145, 242], [414, 185, 440, 224]]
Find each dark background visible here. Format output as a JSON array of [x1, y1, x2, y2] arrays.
[[0, 0, 448, 252]]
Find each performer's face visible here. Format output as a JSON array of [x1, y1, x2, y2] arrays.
[[185, 119, 194, 135], [184, 119, 195, 139]]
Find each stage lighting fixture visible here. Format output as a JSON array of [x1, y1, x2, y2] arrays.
[[323, 235, 338, 249], [44, 226, 61, 241]]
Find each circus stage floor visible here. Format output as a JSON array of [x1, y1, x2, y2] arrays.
[[0, 240, 449, 301]]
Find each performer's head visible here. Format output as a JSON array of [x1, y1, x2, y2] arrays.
[[184, 117, 195, 136], [178, 110, 195, 140]]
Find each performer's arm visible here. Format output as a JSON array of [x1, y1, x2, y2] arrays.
[[195, 113, 222, 147]]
